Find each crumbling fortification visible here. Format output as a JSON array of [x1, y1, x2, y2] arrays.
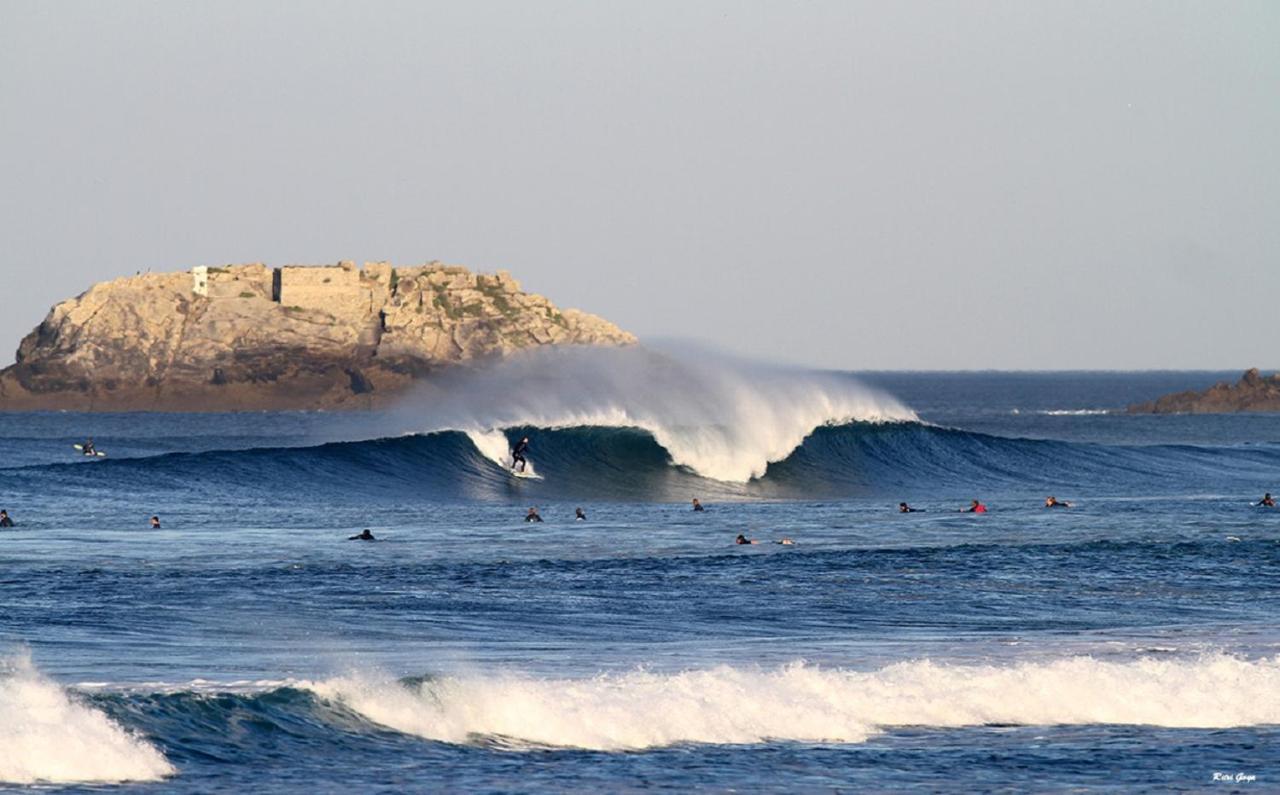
[[0, 261, 634, 411]]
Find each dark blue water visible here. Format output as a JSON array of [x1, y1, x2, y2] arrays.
[[2, 371, 1278, 792]]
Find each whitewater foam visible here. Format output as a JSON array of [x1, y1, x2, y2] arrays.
[[397, 346, 915, 482], [466, 429, 541, 478], [0, 655, 174, 785], [309, 654, 1280, 751]]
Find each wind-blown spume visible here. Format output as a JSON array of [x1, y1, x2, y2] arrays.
[[394, 346, 915, 482]]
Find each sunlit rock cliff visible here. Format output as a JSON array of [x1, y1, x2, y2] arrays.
[[0, 261, 635, 410]]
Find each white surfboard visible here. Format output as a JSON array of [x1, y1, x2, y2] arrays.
[[73, 444, 106, 457]]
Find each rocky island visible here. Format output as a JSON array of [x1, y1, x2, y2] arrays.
[[0, 261, 634, 411], [1127, 369, 1280, 414]]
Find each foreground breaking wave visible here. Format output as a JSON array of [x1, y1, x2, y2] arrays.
[[4, 654, 1277, 779], [0, 656, 174, 785], [310, 655, 1280, 750]]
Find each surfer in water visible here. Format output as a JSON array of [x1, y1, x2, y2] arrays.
[[692, 498, 705, 512], [82, 438, 96, 456], [899, 502, 922, 513], [1258, 493, 1276, 507], [525, 506, 543, 523], [737, 533, 795, 545], [1044, 496, 1072, 508], [149, 515, 161, 529], [511, 437, 530, 473], [964, 499, 988, 513], [0, 510, 13, 528], [348, 529, 376, 541], [575, 507, 586, 521]]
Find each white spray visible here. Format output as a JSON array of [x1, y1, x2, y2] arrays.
[[390, 345, 915, 482], [0, 655, 174, 785]]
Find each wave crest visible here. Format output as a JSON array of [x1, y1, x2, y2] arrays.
[[395, 345, 914, 482], [0, 655, 174, 785], [309, 654, 1280, 751]]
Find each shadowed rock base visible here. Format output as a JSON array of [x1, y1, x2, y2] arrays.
[[1127, 368, 1280, 414]]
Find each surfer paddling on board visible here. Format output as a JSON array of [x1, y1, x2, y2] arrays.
[[511, 437, 531, 473], [1258, 493, 1276, 507], [963, 499, 988, 513]]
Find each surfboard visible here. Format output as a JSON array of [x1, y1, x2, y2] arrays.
[[73, 444, 106, 457], [510, 468, 542, 480]]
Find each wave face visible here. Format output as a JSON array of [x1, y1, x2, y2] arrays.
[[4, 351, 1278, 502], [386, 345, 916, 482], [11, 420, 1280, 504], [0, 655, 173, 785]]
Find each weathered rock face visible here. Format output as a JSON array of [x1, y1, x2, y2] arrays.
[[0, 261, 635, 411], [1127, 369, 1280, 414]]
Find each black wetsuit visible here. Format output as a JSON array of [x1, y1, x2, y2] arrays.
[[511, 439, 530, 471], [575, 509, 586, 521], [525, 512, 543, 523], [349, 530, 376, 541], [0, 515, 13, 528]]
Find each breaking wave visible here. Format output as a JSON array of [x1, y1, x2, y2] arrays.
[[310, 654, 1280, 750], [7, 421, 1280, 503], [386, 345, 916, 482], [0, 655, 174, 785]]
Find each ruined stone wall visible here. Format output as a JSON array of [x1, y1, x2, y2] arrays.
[[277, 263, 362, 312]]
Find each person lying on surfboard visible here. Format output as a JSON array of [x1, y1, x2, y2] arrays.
[[511, 437, 530, 472]]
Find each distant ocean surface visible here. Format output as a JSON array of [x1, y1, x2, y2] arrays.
[[2, 363, 1278, 793]]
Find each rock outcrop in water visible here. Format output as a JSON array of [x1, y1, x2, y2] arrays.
[[0, 261, 634, 411], [1127, 369, 1280, 414]]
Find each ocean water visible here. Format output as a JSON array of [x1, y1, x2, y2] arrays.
[[1, 356, 1278, 793]]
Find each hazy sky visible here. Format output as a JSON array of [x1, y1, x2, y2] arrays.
[[1, 1, 1276, 369]]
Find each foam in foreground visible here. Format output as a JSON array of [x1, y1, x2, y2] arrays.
[[311, 654, 1280, 751], [0, 656, 174, 785]]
